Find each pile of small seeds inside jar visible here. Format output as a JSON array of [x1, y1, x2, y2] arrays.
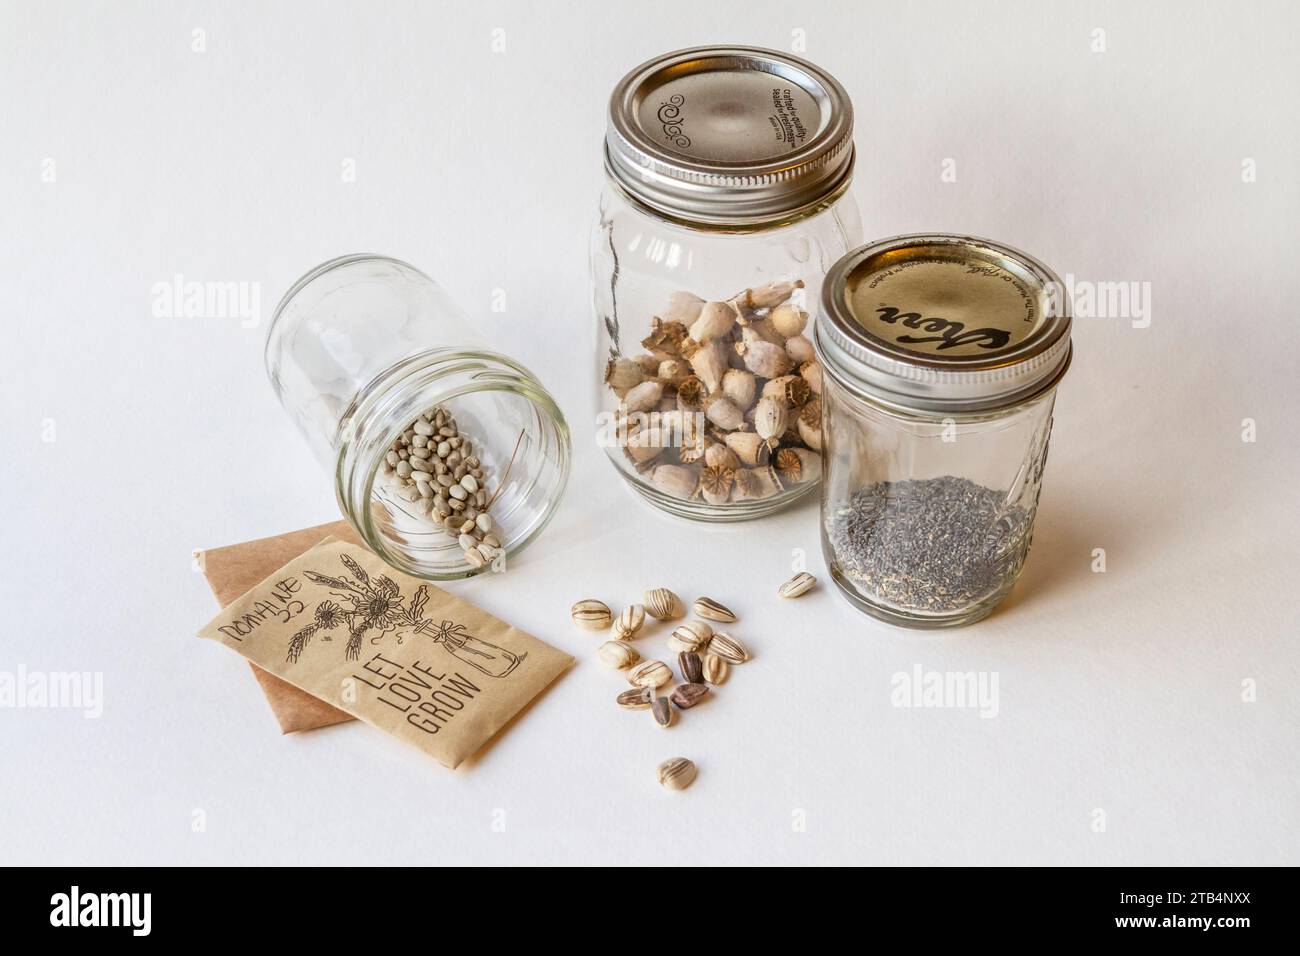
[[606, 280, 825, 505], [378, 404, 504, 569], [571, 575, 817, 791], [826, 477, 1030, 613]]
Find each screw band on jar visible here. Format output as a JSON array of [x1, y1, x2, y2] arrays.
[[814, 234, 1073, 414], [604, 45, 855, 226]]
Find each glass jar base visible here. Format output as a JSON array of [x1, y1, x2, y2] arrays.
[[623, 473, 817, 522], [826, 565, 1014, 629]]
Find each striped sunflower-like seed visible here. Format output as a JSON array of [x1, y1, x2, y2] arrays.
[[571, 599, 613, 630], [778, 572, 816, 599], [644, 587, 683, 621], [670, 682, 709, 709], [651, 697, 673, 727], [612, 604, 646, 640], [678, 651, 703, 684], [692, 596, 737, 623], [617, 687, 652, 710], [598, 640, 639, 669], [707, 632, 749, 664], [656, 757, 697, 791], [628, 660, 673, 689], [667, 620, 713, 653], [702, 653, 729, 685]]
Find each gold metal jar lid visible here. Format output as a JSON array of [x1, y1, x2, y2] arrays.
[[815, 234, 1073, 413]]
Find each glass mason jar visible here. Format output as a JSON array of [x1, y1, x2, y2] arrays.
[[592, 45, 862, 521], [815, 235, 1074, 627], [265, 254, 571, 580]]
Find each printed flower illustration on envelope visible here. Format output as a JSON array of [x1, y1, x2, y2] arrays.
[[287, 553, 525, 678]]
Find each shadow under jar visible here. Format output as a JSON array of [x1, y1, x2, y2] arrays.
[[815, 235, 1074, 627], [265, 255, 570, 580], [592, 45, 862, 521]]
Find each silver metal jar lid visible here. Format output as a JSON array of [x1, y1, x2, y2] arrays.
[[815, 234, 1073, 414], [604, 45, 855, 226]]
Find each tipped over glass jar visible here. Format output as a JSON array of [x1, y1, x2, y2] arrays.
[[265, 255, 571, 580], [591, 45, 863, 521], [815, 235, 1074, 627]]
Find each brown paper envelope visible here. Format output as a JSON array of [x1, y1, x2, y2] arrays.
[[197, 537, 574, 769], [197, 520, 360, 733]]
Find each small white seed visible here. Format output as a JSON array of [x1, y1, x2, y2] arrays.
[[598, 640, 640, 669]]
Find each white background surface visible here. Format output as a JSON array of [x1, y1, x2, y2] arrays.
[[2, 0, 1297, 866]]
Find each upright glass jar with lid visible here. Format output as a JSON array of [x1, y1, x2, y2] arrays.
[[815, 235, 1073, 627], [265, 255, 571, 580], [592, 45, 863, 521]]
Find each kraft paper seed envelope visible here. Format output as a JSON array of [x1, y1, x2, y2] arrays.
[[198, 536, 573, 768]]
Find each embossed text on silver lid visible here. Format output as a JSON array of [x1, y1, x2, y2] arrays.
[[815, 234, 1073, 413], [605, 46, 855, 226]]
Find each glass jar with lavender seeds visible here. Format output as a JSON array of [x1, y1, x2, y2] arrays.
[[265, 255, 570, 580], [591, 45, 862, 521], [815, 235, 1073, 627]]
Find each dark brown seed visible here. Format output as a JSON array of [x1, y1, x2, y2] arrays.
[[651, 697, 673, 727], [670, 682, 710, 709], [617, 687, 652, 710], [678, 651, 703, 684]]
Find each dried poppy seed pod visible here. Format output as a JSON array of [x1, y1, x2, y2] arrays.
[[798, 398, 823, 450], [733, 466, 782, 501], [738, 315, 786, 347], [689, 300, 739, 342], [721, 368, 758, 410], [635, 353, 661, 376], [650, 464, 698, 500], [657, 358, 690, 385], [704, 395, 745, 431], [699, 465, 736, 505], [799, 360, 823, 395], [762, 374, 812, 409], [775, 446, 821, 484], [675, 375, 706, 411], [622, 380, 663, 413], [785, 334, 815, 364], [661, 290, 704, 325], [704, 442, 741, 471], [694, 339, 732, 394], [738, 339, 792, 379], [753, 397, 789, 446], [769, 302, 808, 338], [605, 357, 645, 393], [724, 431, 770, 467], [642, 317, 689, 360], [747, 278, 804, 310]]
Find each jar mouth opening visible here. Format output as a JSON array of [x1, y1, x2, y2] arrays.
[[338, 349, 571, 582]]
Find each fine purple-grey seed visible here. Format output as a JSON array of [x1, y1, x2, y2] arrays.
[[826, 476, 1032, 614]]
